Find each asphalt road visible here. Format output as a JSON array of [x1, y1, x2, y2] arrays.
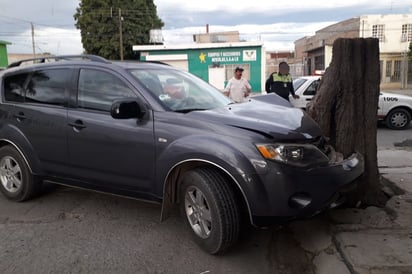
[[0, 125, 411, 274], [377, 122, 412, 149]]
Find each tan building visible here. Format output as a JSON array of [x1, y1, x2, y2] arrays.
[[265, 51, 304, 79], [294, 14, 412, 90], [193, 25, 240, 44]]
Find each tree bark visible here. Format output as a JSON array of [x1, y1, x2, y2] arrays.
[[307, 38, 384, 206]]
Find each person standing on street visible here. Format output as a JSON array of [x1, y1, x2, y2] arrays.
[[223, 67, 252, 103], [265, 62, 299, 101]]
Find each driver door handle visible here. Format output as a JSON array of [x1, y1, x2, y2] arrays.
[[13, 112, 26, 122], [68, 120, 87, 131]]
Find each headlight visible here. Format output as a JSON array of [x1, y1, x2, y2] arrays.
[[256, 143, 329, 168]]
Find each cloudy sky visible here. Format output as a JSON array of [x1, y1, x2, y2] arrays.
[[0, 0, 411, 55]]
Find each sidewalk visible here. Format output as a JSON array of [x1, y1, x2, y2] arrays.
[[290, 149, 412, 274]]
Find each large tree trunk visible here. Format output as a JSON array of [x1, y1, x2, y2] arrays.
[[307, 38, 385, 206]]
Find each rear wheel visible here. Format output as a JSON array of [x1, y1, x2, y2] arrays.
[[0, 146, 40, 201], [385, 108, 411, 130], [179, 167, 240, 254]]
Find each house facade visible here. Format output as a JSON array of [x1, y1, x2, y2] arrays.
[[295, 14, 412, 89]]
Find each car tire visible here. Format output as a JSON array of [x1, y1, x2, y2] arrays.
[[179, 167, 240, 254], [385, 108, 411, 130], [0, 145, 41, 202]]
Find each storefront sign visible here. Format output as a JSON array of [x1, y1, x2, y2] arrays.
[[243, 50, 257, 61]]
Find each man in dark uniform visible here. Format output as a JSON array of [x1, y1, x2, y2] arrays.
[[265, 62, 299, 101]]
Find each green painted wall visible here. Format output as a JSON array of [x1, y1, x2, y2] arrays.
[[140, 46, 262, 92], [0, 43, 9, 68]]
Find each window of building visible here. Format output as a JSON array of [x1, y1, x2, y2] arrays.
[[401, 24, 412, 42], [386, 60, 392, 78], [393, 60, 401, 81], [25, 69, 68, 106], [314, 55, 324, 71], [372, 24, 385, 42], [78, 69, 135, 112]]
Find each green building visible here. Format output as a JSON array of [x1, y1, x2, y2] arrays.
[[0, 40, 11, 68], [132, 42, 265, 93]]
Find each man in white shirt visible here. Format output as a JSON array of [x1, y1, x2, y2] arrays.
[[223, 67, 252, 103]]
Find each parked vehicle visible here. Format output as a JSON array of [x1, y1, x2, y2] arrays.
[[290, 76, 412, 130], [0, 56, 364, 254]]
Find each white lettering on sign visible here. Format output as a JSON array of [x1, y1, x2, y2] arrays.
[[207, 51, 241, 63], [208, 52, 221, 57], [222, 52, 240, 57], [211, 57, 240, 62]]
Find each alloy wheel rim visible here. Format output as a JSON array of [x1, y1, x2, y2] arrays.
[[184, 186, 212, 239], [0, 156, 22, 193], [391, 112, 407, 128]]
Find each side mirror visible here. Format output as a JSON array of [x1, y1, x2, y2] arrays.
[[110, 99, 146, 119]]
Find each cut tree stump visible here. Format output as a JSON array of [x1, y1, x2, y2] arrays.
[[307, 38, 385, 206]]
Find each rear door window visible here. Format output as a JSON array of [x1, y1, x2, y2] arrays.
[[3, 69, 69, 106], [25, 69, 69, 106], [3, 73, 29, 103]]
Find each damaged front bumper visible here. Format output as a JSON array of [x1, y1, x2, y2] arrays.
[[249, 152, 364, 227]]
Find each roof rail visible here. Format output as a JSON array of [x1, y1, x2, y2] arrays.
[[7, 54, 109, 68]]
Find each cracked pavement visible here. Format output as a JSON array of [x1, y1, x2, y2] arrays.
[[0, 185, 315, 273]]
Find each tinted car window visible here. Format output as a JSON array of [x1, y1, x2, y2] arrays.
[[3, 73, 29, 103], [24, 69, 69, 106], [78, 69, 135, 112]]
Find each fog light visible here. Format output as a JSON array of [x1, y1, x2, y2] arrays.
[[289, 193, 312, 210]]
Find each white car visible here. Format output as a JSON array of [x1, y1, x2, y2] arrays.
[[290, 76, 412, 130]]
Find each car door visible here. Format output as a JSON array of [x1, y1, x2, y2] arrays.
[[2, 69, 69, 176], [66, 68, 155, 193]]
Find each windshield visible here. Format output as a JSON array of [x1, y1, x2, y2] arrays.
[[293, 78, 307, 90], [128, 68, 231, 112]]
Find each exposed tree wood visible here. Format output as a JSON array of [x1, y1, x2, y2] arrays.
[[308, 38, 385, 206]]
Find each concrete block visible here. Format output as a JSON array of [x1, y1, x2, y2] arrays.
[[335, 231, 412, 271], [386, 194, 412, 228], [313, 250, 350, 274], [289, 219, 332, 254]]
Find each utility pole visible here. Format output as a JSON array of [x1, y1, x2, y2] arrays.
[[31, 22, 36, 57], [119, 8, 124, 60]]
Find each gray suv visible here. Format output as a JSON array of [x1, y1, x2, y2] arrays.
[[0, 55, 364, 254]]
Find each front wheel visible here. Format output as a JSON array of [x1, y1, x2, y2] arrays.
[[179, 168, 240, 254], [385, 108, 411, 130], [0, 146, 41, 201]]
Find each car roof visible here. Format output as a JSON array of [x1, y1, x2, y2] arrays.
[[2, 55, 173, 74]]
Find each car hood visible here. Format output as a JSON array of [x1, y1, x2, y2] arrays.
[[188, 94, 323, 141]]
